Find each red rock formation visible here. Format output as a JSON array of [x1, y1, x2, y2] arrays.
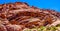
[[0, 2, 60, 31]]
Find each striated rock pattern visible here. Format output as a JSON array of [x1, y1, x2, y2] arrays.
[[0, 2, 60, 31]]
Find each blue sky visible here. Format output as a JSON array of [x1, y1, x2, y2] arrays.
[[0, 0, 60, 12]]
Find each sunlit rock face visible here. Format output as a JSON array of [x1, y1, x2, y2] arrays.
[[0, 2, 60, 31]]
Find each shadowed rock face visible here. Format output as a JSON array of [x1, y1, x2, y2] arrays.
[[0, 2, 60, 31]]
